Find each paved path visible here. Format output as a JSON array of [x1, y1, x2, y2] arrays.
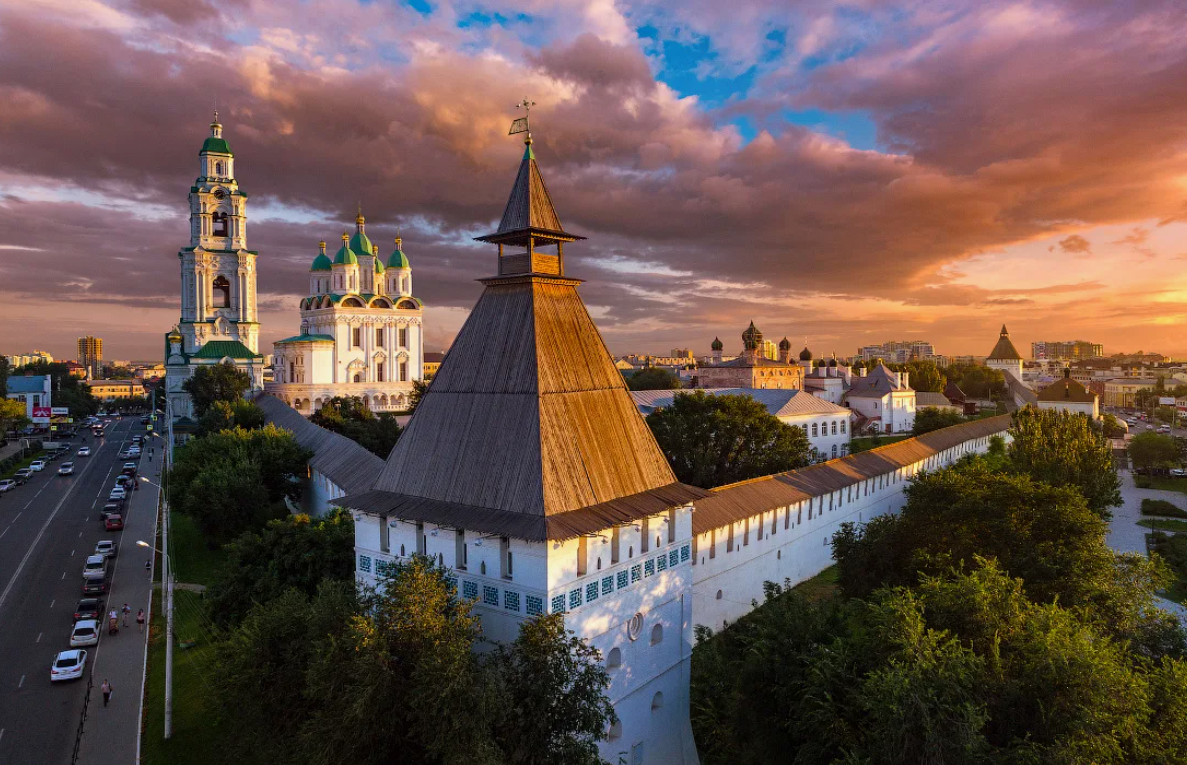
[[74, 432, 163, 765], [1107, 469, 1187, 623]]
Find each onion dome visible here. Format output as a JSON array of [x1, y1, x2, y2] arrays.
[[333, 232, 358, 265], [741, 321, 763, 351], [167, 327, 183, 343], [200, 111, 232, 156], [828, 357, 838, 367], [349, 211, 373, 259], [311, 241, 332, 271], [799, 346, 813, 361], [711, 336, 723, 351], [778, 337, 791, 351], [373, 245, 385, 273], [387, 236, 410, 269]]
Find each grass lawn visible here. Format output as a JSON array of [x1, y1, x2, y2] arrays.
[[1135, 477, 1187, 494], [168, 511, 227, 586], [1138, 518, 1187, 532], [849, 436, 910, 454], [791, 565, 839, 602], [1, 450, 46, 479], [1140, 498, 1187, 519], [141, 589, 227, 765]]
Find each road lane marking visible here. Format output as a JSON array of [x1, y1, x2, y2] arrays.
[[50, 599, 54, 608], [23, 500, 32, 509], [78, 531, 83, 538], [12, 513, 19, 522], [0, 529, 6, 541], [35, 633, 41, 643], [18, 675, 24, 689], [35, 487, 43, 496], [71, 550, 75, 557]]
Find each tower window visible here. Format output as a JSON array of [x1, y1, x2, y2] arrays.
[[212, 211, 229, 237], [352, 327, 362, 348], [399, 361, 408, 382], [376, 327, 384, 346], [213, 275, 231, 308], [399, 327, 408, 348], [215, 161, 224, 177], [376, 363, 385, 382]]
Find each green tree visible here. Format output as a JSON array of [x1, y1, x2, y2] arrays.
[[182, 361, 252, 416], [646, 391, 812, 488], [0, 398, 29, 435], [944, 364, 1006, 400], [309, 396, 402, 458], [626, 367, 681, 391], [889, 360, 946, 392], [911, 406, 963, 435], [407, 378, 429, 414], [489, 614, 617, 765], [168, 424, 312, 541], [1009, 407, 1121, 516], [1102, 413, 1128, 438], [1130, 432, 1181, 470], [0, 355, 9, 397], [1156, 405, 1178, 424], [206, 510, 356, 627], [12, 360, 100, 417], [198, 399, 266, 436]]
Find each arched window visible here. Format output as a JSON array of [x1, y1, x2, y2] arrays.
[[650, 623, 663, 645], [215, 161, 224, 177], [212, 211, 229, 237], [213, 275, 231, 308], [715, 589, 722, 600], [606, 647, 622, 669], [353, 373, 361, 384], [831, 444, 838, 458], [400, 544, 405, 556], [811, 422, 818, 436], [651, 692, 664, 711]]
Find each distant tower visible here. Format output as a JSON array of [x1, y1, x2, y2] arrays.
[[986, 324, 1024, 382], [778, 336, 792, 364], [741, 322, 763, 363], [711, 336, 723, 364]]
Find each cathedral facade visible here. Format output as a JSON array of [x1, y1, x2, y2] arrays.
[[165, 114, 267, 421], [264, 215, 424, 413]]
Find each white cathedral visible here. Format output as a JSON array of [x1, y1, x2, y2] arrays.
[[264, 213, 425, 413], [165, 113, 268, 421]]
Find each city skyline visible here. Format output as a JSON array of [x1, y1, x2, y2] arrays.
[[2, 0, 1187, 361]]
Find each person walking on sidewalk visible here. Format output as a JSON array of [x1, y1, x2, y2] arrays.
[[137, 608, 145, 632], [101, 679, 113, 707], [121, 603, 131, 627]]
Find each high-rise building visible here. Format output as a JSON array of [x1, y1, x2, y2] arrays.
[[77, 336, 103, 378], [857, 340, 936, 363], [1030, 340, 1103, 361], [761, 339, 778, 361]]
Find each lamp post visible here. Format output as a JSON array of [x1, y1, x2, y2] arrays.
[[143, 398, 175, 739]]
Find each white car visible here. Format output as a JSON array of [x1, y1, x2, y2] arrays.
[[70, 619, 100, 647], [77, 447, 91, 457], [0, 479, 16, 493], [50, 649, 88, 682], [109, 487, 126, 501], [95, 540, 118, 559], [83, 554, 107, 578], [58, 462, 75, 476], [30, 460, 47, 472]]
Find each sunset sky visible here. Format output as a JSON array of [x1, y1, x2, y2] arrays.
[[1, 0, 1186, 362]]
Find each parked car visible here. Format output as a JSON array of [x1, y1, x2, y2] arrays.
[[13, 468, 32, 485], [100, 500, 124, 519], [83, 554, 107, 579], [115, 475, 135, 491], [109, 487, 126, 501], [69, 619, 100, 647], [50, 649, 88, 682], [121, 462, 138, 475], [58, 462, 75, 476], [29, 460, 46, 472], [0, 479, 16, 493], [1170, 468, 1187, 478], [77, 446, 91, 457], [82, 577, 107, 595], [74, 598, 105, 621], [104, 514, 124, 532], [95, 540, 118, 559]]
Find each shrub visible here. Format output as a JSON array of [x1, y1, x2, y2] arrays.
[[1136, 477, 1154, 489], [1141, 498, 1187, 519]]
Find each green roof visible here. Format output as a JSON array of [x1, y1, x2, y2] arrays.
[[191, 340, 262, 359], [387, 248, 410, 269], [333, 244, 358, 266], [349, 231, 374, 260], [374, 258, 385, 274], [200, 137, 233, 155], [311, 253, 332, 271], [276, 333, 335, 344]]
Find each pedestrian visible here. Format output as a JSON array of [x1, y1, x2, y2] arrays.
[[145, 560, 151, 576], [101, 679, 112, 707], [122, 603, 131, 627], [136, 608, 145, 632]]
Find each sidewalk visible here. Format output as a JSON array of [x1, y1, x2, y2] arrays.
[[1106, 469, 1187, 624], [76, 435, 164, 765]]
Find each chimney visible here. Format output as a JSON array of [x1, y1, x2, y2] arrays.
[[902, 371, 910, 389], [859, 367, 867, 378]]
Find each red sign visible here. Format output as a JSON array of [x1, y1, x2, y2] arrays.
[[32, 406, 52, 419]]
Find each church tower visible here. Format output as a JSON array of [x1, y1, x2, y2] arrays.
[[165, 113, 266, 421]]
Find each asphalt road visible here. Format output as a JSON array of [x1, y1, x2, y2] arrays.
[[0, 419, 150, 764]]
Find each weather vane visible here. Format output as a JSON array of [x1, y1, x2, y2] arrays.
[[509, 98, 535, 137]]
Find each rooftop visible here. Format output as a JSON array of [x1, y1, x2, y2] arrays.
[[631, 388, 850, 419]]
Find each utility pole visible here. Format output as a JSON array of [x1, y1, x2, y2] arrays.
[[164, 396, 174, 739]]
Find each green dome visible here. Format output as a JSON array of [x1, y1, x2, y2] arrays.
[[311, 253, 332, 272], [387, 248, 410, 269], [200, 137, 232, 156], [349, 231, 373, 259], [334, 243, 359, 266], [374, 258, 385, 274]]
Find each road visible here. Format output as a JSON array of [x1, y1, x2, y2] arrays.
[[0, 418, 159, 764]]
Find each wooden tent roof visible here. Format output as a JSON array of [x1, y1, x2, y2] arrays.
[[987, 324, 1023, 360], [475, 141, 585, 247]]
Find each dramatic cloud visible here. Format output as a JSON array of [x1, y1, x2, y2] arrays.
[[2, 0, 1187, 360]]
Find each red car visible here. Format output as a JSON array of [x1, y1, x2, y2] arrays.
[[105, 514, 124, 531]]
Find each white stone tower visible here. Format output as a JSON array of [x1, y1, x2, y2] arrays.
[[986, 324, 1024, 382], [165, 113, 266, 421]]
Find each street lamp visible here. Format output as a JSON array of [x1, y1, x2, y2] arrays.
[[136, 540, 163, 553]]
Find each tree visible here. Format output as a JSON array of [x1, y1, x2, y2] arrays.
[[11, 360, 99, 417], [309, 396, 402, 458], [168, 424, 312, 541], [1156, 405, 1178, 424], [0, 355, 9, 397], [1130, 432, 1181, 470], [646, 391, 812, 488], [0, 398, 29, 436], [945, 364, 1006, 400], [206, 510, 356, 627], [1102, 413, 1128, 438], [911, 406, 963, 435], [1009, 407, 1121, 516], [407, 378, 429, 414], [198, 399, 266, 436], [626, 367, 681, 391], [182, 361, 252, 417], [889, 360, 946, 393]]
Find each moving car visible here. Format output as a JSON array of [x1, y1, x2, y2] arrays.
[[50, 649, 88, 682], [104, 514, 124, 531], [94, 540, 118, 559], [29, 460, 46, 472], [70, 619, 100, 647], [58, 462, 75, 476], [0, 479, 16, 493], [77, 446, 91, 457], [109, 487, 126, 501], [74, 598, 105, 621]]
